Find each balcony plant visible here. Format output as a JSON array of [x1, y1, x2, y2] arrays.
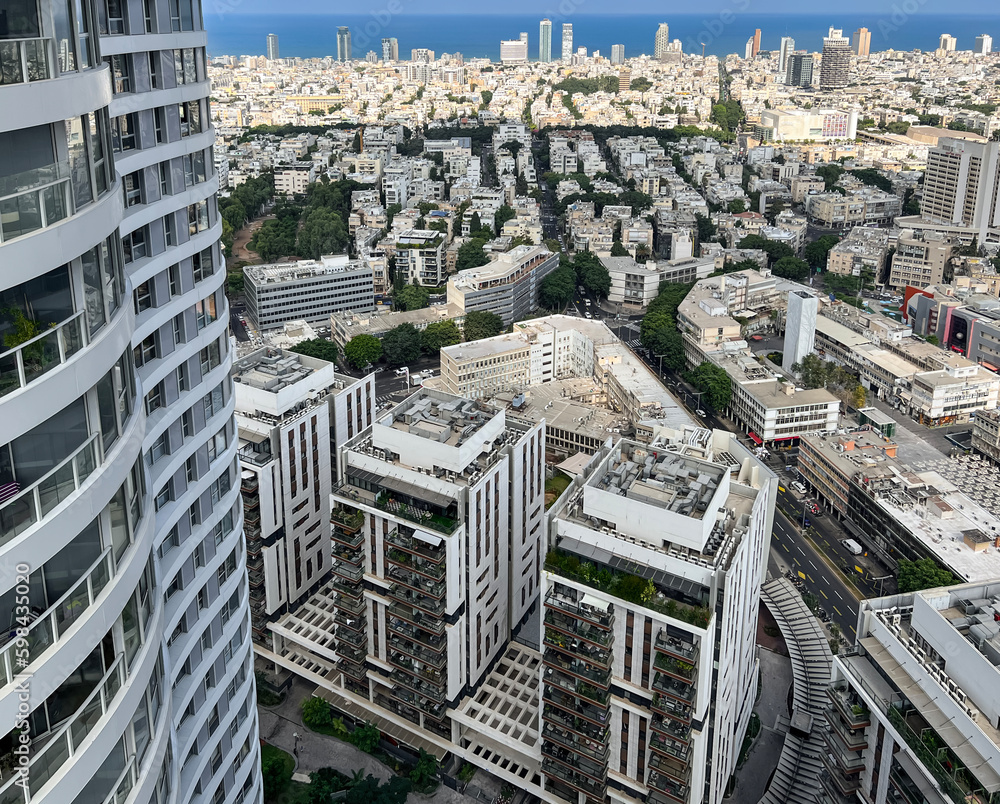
[[3, 306, 53, 375]]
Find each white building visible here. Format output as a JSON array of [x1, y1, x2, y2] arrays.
[[245, 256, 375, 330], [784, 291, 819, 374], [274, 163, 317, 196], [975, 34, 993, 54], [395, 230, 447, 286], [500, 38, 528, 64], [446, 245, 558, 325], [561, 23, 573, 62]]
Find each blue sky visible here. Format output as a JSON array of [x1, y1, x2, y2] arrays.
[[228, 1, 991, 13]]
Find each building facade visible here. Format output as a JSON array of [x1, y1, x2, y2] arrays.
[[820, 31, 851, 90], [887, 230, 955, 290], [654, 23, 670, 59], [0, 2, 260, 804], [919, 138, 1000, 242], [561, 24, 573, 62], [337, 26, 351, 61], [851, 27, 871, 56], [446, 245, 559, 325], [395, 230, 447, 286], [539, 19, 552, 62], [266, 33, 279, 59]]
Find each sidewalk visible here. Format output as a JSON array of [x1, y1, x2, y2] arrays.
[[257, 678, 488, 804]]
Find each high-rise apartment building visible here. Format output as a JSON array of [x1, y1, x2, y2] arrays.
[[381, 37, 399, 62], [751, 27, 761, 57], [783, 291, 819, 374], [411, 48, 435, 63], [266, 32, 279, 59], [500, 37, 529, 64], [539, 19, 552, 62], [786, 53, 814, 87], [610, 43, 625, 64], [975, 33, 993, 54], [0, 2, 259, 804], [939, 32, 958, 51], [337, 26, 351, 61], [851, 26, 871, 56], [825, 582, 1000, 804], [561, 23, 573, 62], [654, 22, 670, 59], [920, 138, 1000, 241], [778, 36, 795, 75], [820, 29, 852, 90]]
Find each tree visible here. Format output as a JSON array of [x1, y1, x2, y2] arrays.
[[479, 89, 493, 107], [307, 768, 351, 804], [345, 774, 411, 804], [469, 211, 482, 233], [385, 203, 402, 228], [344, 334, 383, 369], [695, 213, 717, 244], [610, 241, 630, 257], [301, 696, 332, 730], [727, 199, 746, 214], [348, 722, 382, 754], [463, 310, 504, 341], [630, 77, 653, 92], [456, 239, 490, 272], [896, 558, 955, 593], [574, 251, 611, 298], [409, 749, 439, 790], [792, 354, 829, 389], [804, 235, 841, 269], [737, 234, 793, 266], [421, 320, 461, 353], [290, 338, 339, 363], [816, 164, 845, 190], [639, 281, 694, 372], [772, 256, 810, 281], [539, 260, 576, 310], [297, 208, 348, 260], [685, 362, 732, 411], [494, 204, 516, 234], [381, 323, 422, 367], [261, 748, 292, 799], [394, 284, 430, 312]]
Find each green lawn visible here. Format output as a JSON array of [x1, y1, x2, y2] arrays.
[[262, 744, 312, 804], [545, 472, 571, 510]]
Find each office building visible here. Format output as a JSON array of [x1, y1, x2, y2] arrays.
[[0, 1, 260, 803], [939, 32, 958, 51], [610, 43, 625, 64], [382, 37, 399, 62], [446, 246, 559, 326], [826, 227, 893, 277], [887, 230, 955, 289], [758, 107, 859, 142], [975, 33, 993, 54], [851, 26, 871, 56], [918, 138, 1000, 242], [266, 32, 279, 59], [543, 428, 776, 804], [825, 582, 1000, 804], [235, 349, 375, 643], [820, 30, 852, 90], [784, 291, 819, 373], [655, 22, 670, 59], [786, 53, 814, 87], [500, 37, 529, 64], [561, 23, 573, 62], [244, 256, 375, 330], [337, 26, 352, 61], [751, 27, 761, 58], [778, 36, 795, 75], [539, 19, 553, 62]]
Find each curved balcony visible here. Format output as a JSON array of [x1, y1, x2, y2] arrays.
[[0, 61, 111, 133]]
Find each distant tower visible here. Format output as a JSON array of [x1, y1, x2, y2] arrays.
[[786, 53, 814, 87], [611, 43, 626, 65], [654, 23, 670, 59], [382, 37, 399, 61], [337, 26, 351, 61], [784, 292, 819, 374], [745, 37, 755, 60], [778, 36, 794, 74], [267, 32, 279, 60], [939, 33, 957, 51], [561, 23, 573, 62], [752, 27, 761, 57], [851, 27, 871, 56], [539, 18, 552, 62], [975, 34, 993, 54], [820, 29, 851, 90]]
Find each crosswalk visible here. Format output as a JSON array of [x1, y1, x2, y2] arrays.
[[627, 339, 642, 350], [376, 395, 395, 406]]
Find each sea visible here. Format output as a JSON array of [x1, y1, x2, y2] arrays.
[[204, 12, 1000, 61]]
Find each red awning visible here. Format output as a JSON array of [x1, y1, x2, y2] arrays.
[[748, 432, 763, 445], [773, 436, 799, 443]]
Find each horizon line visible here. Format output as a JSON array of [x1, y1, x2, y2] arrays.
[[219, 9, 996, 15]]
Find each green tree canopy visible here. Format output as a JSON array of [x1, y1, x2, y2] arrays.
[[685, 361, 732, 411], [297, 207, 348, 260], [574, 251, 611, 298], [421, 320, 462, 353], [344, 774, 411, 804], [737, 234, 794, 266], [896, 558, 956, 594], [456, 238, 491, 272], [804, 235, 841, 269], [462, 310, 504, 341], [394, 284, 430, 312], [343, 334, 383, 369], [772, 256, 810, 281], [695, 213, 717, 244], [610, 241, 630, 257], [494, 204, 516, 234], [727, 199, 746, 214], [289, 338, 339, 363], [630, 77, 653, 92], [381, 323, 422, 367], [639, 281, 694, 372], [539, 259, 577, 310]]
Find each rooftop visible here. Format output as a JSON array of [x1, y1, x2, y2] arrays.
[[233, 348, 317, 393], [385, 391, 495, 446], [245, 254, 369, 285], [449, 245, 554, 291]]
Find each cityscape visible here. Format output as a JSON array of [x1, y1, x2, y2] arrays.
[[3, 3, 1000, 804]]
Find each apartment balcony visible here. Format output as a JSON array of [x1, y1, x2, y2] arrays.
[[388, 636, 446, 670], [818, 772, 861, 804], [332, 506, 365, 535], [387, 685, 446, 721], [331, 561, 364, 583], [375, 691, 421, 726], [387, 566, 445, 599], [650, 715, 692, 745], [345, 678, 369, 698], [546, 668, 609, 706], [385, 528, 446, 564], [338, 658, 367, 681], [543, 687, 609, 728], [242, 493, 259, 512], [652, 674, 695, 703], [332, 523, 365, 549], [652, 693, 693, 725], [648, 752, 692, 786], [820, 751, 863, 795], [541, 704, 608, 744], [654, 654, 697, 684], [248, 568, 264, 586], [336, 627, 368, 649], [827, 683, 871, 729], [240, 474, 259, 493], [544, 608, 612, 649], [332, 543, 364, 565], [542, 724, 610, 765], [822, 730, 865, 774], [390, 669, 446, 704], [544, 627, 611, 667], [650, 733, 691, 766], [387, 652, 446, 689], [387, 583, 445, 617], [647, 771, 690, 804], [424, 716, 451, 740], [246, 555, 263, 574], [375, 493, 459, 536], [338, 642, 367, 664], [544, 590, 614, 630], [542, 758, 607, 799], [543, 652, 611, 689], [826, 707, 869, 751], [387, 602, 445, 635], [333, 610, 366, 632], [331, 583, 364, 607], [386, 616, 446, 651], [541, 741, 607, 785], [385, 547, 446, 582], [654, 631, 699, 664]]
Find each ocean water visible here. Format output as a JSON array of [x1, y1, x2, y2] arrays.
[[204, 12, 999, 61]]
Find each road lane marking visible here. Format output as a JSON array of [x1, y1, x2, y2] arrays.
[[820, 589, 828, 599], [797, 571, 806, 579], [809, 560, 818, 570], [834, 591, 844, 601], [783, 545, 789, 553], [833, 606, 842, 615]]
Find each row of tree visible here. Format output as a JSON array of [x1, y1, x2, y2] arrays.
[[639, 281, 694, 372], [538, 252, 612, 309]]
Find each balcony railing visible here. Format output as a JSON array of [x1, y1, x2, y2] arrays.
[[333, 610, 365, 632], [391, 669, 445, 703], [544, 591, 614, 629], [827, 682, 871, 728], [331, 506, 364, 533], [542, 724, 609, 764], [651, 714, 692, 745], [0, 310, 86, 399], [542, 703, 608, 743], [654, 654, 696, 682], [544, 608, 612, 648], [546, 668, 609, 705], [387, 584, 444, 617], [0, 161, 73, 244], [387, 566, 445, 599], [385, 529, 446, 563], [388, 637, 446, 669], [331, 561, 364, 583], [0, 432, 101, 547], [541, 741, 607, 783], [387, 602, 445, 634], [648, 752, 691, 785], [386, 548, 446, 581], [387, 685, 445, 719], [541, 758, 606, 798], [332, 589, 364, 611], [387, 616, 446, 650], [653, 674, 695, 703], [543, 653, 611, 688], [336, 626, 367, 648], [826, 706, 868, 751], [650, 733, 691, 765], [654, 631, 698, 663], [647, 770, 689, 802], [543, 687, 609, 727], [375, 493, 459, 535], [0, 547, 112, 689], [652, 693, 692, 724], [0, 37, 52, 85]]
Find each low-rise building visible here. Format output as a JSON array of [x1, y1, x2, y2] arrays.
[[446, 246, 558, 326], [972, 408, 1000, 464], [887, 229, 955, 289], [395, 230, 447, 286], [274, 163, 317, 196], [807, 189, 902, 230], [826, 227, 892, 277], [331, 304, 466, 349]]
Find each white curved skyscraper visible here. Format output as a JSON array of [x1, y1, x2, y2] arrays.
[[0, 1, 260, 803]]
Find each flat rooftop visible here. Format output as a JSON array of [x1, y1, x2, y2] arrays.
[[245, 254, 368, 285], [386, 391, 495, 446], [233, 348, 316, 393]]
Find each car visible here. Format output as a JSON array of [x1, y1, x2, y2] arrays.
[[791, 481, 807, 494], [695, 409, 706, 417], [585, 312, 592, 319]]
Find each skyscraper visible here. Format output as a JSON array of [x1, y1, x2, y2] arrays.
[[500, 37, 529, 64], [611, 43, 626, 64], [920, 138, 1000, 241], [975, 34, 993, 54], [539, 18, 552, 62], [654, 22, 670, 59], [337, 26, 352, 61], [786, 53, 815, 86], [0, 2, 259, 804], [820, 29, 851, 90], [939, 32, 958, 51], [382, 37, 399, 61], [745, 37, 755, 60], [751, 27, 762, 57], [561, 23, 573, 62], [778, 36, 795, 75], [851, 26, 871, 56], [267, 32, 279, 60]]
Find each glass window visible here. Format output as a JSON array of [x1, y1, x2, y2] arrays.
[[112, 113, 138, 152], [0, 125, 55, 191], [0, 264, 73, 347], [123, 170, 141, 207], [52, 0, 77, 72], [81, 245, 108, 335], [73, 0, 92, 68], [88, 112, 109, 196], [65, 117, 93, 209], [102, 0, 126, 34], [122, 227, 147, 263], [1, 0, 41, 38], [154, 107, 166, 144], [6, 395, 87, 485], [183, 49, 196, 84], [107, 53, 130, 93], [148, 50, 159, 88]]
